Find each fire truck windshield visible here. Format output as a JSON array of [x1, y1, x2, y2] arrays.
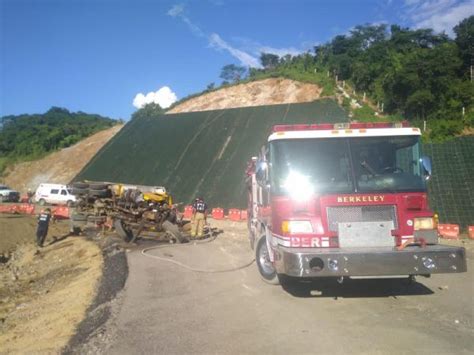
[[270, 135, 426, 197]]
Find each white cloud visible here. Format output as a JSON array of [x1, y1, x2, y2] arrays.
[[133, 86, 178, 109], [209, 33, 262, 68], [403, 0, 474, 36], [167, 4, 261, 67], [167, 3, 185, 17]]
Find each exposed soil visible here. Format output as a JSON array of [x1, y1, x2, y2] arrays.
[[0, 215, 103, 354], [167, 78, 322, 114], [2, 125, 123, 194]]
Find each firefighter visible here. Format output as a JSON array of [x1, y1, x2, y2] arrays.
[[191, 197, 208, 238], [36, 208, 52, 247]]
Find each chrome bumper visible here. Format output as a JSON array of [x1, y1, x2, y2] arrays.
[[273, 245, 467, 277]]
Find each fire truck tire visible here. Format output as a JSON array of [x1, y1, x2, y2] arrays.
[[163, 221, 188, 243], [256, 236, 280, 285], [114, 219, 133, 242], [72, 182, 89, 189]]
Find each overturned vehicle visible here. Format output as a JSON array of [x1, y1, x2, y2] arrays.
[[70, 182, 189, 243]]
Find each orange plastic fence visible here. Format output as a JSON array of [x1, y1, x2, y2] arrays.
[[0, 203, 35, 215], [211, 208, 224, 220], [228, 208, 241, 221], [468, 226, 474, 240], [240, 210, 248, 220], [52, 206, 70, 219], [183, 205, 194, 219], [438, 224, 460, 240]]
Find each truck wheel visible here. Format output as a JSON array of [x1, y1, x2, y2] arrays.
[[88, 183, 109, 190], [38, 198, 46, 206], [88, 189, 111, 198], [72, 182, 89, 189], [163, 220, 188, 243], [114, 219, 133, 242], [72, 187, 89, 196], [256, 236, 280, 285]]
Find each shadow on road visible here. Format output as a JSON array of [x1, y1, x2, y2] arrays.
[[282, 277, 434, 298]]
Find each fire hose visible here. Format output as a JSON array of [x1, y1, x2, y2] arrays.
[[141, 231, 255, 273]]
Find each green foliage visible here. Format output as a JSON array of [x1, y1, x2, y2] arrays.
[[131, 103, 164, 120], [0, 107, 117, 174], [220, 64, 247, 83], [310, 17, 474, 141]]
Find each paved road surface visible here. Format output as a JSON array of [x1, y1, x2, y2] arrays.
[[105, 221, 473, 354]]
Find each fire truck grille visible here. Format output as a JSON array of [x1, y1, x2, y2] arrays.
[[327, 205, 398, 232]]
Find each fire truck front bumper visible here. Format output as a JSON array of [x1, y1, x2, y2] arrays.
[[273, 245, 467, 278]]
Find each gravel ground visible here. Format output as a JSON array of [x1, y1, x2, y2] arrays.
[[63, 234, 128, 355], [73, 219, 473, 354]]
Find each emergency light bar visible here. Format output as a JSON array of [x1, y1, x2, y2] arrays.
[[271, 121, 410, 133]]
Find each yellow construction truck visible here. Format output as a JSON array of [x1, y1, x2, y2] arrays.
[[70, 181, 187, 243]]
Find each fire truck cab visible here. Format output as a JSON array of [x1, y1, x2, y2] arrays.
[[246, 122, 466, 285]]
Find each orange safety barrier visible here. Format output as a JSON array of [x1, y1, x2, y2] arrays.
[[228, 208, 241, 221], [438, 224, 460, 240], [0, 203, 35, 215], [211, 208, 224, 220], [53, 206, 70, 219], [0, 205, 13, 213], [240, 210, 248, 220], [183, 205, 194, 219], [468, 226, 474, 240]]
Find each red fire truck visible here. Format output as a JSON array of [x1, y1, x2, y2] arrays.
[[246, 122, 467, 285]]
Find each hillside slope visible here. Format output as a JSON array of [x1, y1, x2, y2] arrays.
[[2, 125, 123, 193], [168, 78, 323, 113], [75, 100, 348, 208]]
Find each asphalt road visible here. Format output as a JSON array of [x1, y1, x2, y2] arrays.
[[105, 221, 473, 354]]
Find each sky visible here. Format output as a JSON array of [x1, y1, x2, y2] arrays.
[[1, 0, 473, 120]]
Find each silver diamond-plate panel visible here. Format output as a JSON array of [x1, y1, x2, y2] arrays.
[[327, 205, 398, 232]]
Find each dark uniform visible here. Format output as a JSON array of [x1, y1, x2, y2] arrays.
[[191, 198, 208, 237], [36, 210, 52, 247]]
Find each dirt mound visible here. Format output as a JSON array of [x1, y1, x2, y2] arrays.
[[0, 216, 103, 353], [168, 78, 322, 114], [2, 125, 123, 193]]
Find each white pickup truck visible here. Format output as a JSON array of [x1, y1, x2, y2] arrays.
[[0, 185, 20, 203]]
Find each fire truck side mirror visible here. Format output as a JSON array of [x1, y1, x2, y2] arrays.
[[421, 156, 432, 180], [256, 161, 268, 182]]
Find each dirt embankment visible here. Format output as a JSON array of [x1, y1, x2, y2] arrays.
[[2, 125, 123, 194], [0, 215, 103, 353], [167, 78, 322, 114]]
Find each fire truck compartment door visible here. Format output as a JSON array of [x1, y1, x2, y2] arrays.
[[338, 221, 395, 248]]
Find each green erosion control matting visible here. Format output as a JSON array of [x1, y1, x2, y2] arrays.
[[75, 99, 348, 208], [424, 136, 474, 229]]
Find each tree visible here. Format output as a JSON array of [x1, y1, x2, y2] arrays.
[[131, 103, 164, 120], [454, 15, 474, 77], [220, 64, 247, 83], [260, 53, 280, 70], [206, 82, 215, 91]]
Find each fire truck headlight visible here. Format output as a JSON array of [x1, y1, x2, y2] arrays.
[[414, 217, 435, 230], [282, 220, 313, 234], [282, 171, 314, 201]]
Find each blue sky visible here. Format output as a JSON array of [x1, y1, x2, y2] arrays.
[[1, 0, 473, 120]]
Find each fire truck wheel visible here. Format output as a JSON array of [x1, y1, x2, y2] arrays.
[[256, 237, 280, 285]]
